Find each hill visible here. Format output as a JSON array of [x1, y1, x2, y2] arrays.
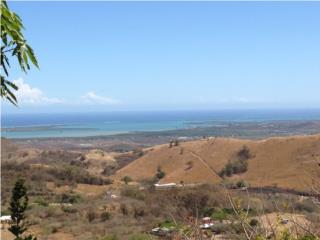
[[114, 134, 320, 191]]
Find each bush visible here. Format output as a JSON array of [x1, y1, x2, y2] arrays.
[[219, 146, 251, 177], [86, 209, 96, 223], [59, 193, 82, 204], [100, 211, 110, 221], [61, 206, 78, 213], [237, 145, 252, 161], [155, 166, 166, 180], [133, 205, 145, 218], [181, 192, 209, 216], [120, 203, 129, 215], [249, 218, 259, 227], [121, 186, 145, 200], [35, 197, 48, 207], [236, 180, 248, 188], [211, 208, 228, 222], [159, 219, 176, 228], [122, 176, 132, 184]]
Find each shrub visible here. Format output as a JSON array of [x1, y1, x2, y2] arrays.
[[100, 211, 110, 221], [159, 219, 176, 228], [237, 145, 252, 161], [122, 176, 132, 184], [155, 166, 166, 180], [121, 186, 145, 200], [61, 206, 78, 213], [86, 209, 96, 223], [212, 208, 228, 222], [120, 203, 129, 215], [181, 192, 209, 216], [203, 207, 215, 217], [219, 146, 251, 177], [236, 180, 248, 188], [35, 197, 48, 207], [59, 193, 82, 204], [133, 205, 145, 218], [249, 218, 259, 227]]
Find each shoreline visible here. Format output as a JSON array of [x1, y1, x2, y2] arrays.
[[4, 120, 320, 151]]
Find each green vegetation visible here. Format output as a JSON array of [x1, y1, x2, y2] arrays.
[[219, 146, 251, 177], [155, 166, 166, 180], [158, 219, 177, 228], [122, 175, 133, 184], [120, 185, 145, 200], [100, 211, 110, 222], [211, 208, 229, 222], [58, 192, 83, 204], [9, 179, 37, 240], [1, 0, 39, 105]]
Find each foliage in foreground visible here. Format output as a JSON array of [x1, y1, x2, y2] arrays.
[[1, 0, 39, 105], [9, 178, 37, 240]]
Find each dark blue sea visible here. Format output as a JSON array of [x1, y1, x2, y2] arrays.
[[1, 109, 320, 138]]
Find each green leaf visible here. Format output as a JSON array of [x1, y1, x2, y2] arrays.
[[1, 0, 39, 106]]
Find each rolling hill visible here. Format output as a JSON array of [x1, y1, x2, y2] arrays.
[[114, 134, 320, 191]]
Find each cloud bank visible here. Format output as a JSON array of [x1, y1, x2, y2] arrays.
[[13, 78, 63, 105]]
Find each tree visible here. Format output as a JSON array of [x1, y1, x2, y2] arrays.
[[121, 176, 132, 185], [1, 0, 39, 105], [155, 166, 165, 180], [9, 179, 37, 240]]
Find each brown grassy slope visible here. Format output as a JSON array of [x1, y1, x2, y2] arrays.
[[114, 135, 320, 191]]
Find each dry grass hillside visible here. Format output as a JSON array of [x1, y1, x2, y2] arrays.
[[115, 134, 320, 191]]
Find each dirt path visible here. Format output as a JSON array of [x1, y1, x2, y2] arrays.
[[188, 150, 223, 180]]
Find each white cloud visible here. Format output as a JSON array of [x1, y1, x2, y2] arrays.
[[13, 78, 63, 105], [82, 91, 120, 105]]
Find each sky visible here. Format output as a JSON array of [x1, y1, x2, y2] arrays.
[[2, 1, 320, 113]]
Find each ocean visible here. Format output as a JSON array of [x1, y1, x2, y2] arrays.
[[1, 109, 320, 139]]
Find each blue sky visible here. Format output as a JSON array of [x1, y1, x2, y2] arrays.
[[2, 1, 320, 113]]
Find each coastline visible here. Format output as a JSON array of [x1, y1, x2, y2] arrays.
[[5, 120, 320, 151]]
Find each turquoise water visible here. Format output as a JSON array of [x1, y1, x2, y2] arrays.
[[2, 109, 320, 139]]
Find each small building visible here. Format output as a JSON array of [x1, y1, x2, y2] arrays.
[[154, 183, 177, 189]]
